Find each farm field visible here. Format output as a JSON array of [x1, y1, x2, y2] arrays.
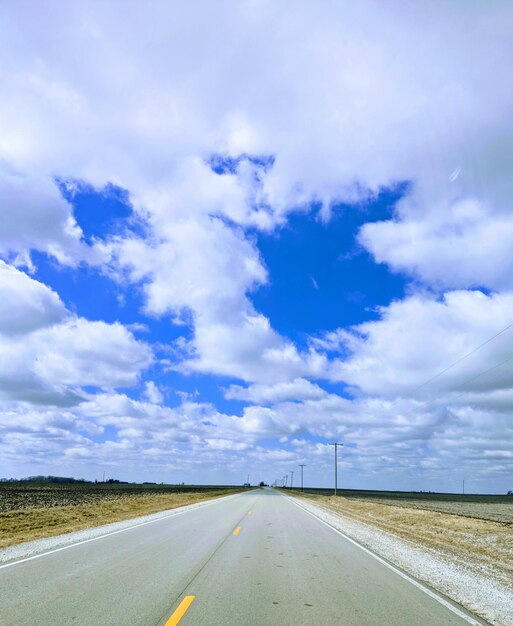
[[346, 496, 513, 524], [0, 482, 243, 548], [297, 492, 513, 591], [296, 488, 513, 523]]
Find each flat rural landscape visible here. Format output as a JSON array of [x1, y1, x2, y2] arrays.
[[1, 489, 497, 625], [296, 492, 513, 590], [293, 490, 513, 625], [0, 482, 242, 548], [297, 488, 513, 523], [2, 484, 513, 624], [2, 2, 513, 625]]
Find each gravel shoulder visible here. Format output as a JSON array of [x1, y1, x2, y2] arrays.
[[0, 491, 242, 565], [293, 494, 513, 626], [0, 486, 241, 549]]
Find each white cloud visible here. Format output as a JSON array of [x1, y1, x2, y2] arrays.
[[112, 214, 266, 318], [0, 169, 107, 266], [0, 391, 261, 481], [359, 197, 513, 291], [1, 2, 513, 488], [2, 375, 511, 490], [144, 381, 163, 404], [0, 264, 152, 405], [1, 1, 512, 389], [0, 260, 66, 334], [31, 319, 153, 389], [250, 448, 296, 463], [325, 290, 513, 398], [111, 214, 327, 383], [181, 313, 328, 384], [0, 169, 76, 259], [206, 438, 249, 451], [225, 378, 328, 404]]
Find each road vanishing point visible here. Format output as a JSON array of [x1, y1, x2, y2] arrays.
[[0, 489, 484, 625]]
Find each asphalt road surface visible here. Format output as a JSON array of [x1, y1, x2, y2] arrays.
[[0, 488, 483, 625]]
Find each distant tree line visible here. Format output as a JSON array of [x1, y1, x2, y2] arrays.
[[0, 476, 130, 484], [9, 475, 92, 484], [0, 475, 147, 485]]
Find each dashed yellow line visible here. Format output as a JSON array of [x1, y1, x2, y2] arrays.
[[233, 526, 241, 536], [165, 595, 195, 626]]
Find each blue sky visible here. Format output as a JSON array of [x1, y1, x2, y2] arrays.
[[254, 187, 407, 339], [30, 182, 408, 419], [1, 1, 513, 493]]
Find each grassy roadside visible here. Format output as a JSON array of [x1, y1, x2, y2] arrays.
[[295, 493, 513, 589], [0, 489, 240, 549]]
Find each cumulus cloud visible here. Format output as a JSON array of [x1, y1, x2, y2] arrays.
[[1, 2, 513, 487], [225, 378, 328, 404], [112, 213, 266, 318], [1, 391, 258, 481], [144, 381, 163, 404], [0, 264, 152, 406], [0, 169, 108, 266], [110, 213, 328, 383], [2, 1, 512, 387], [0, 260, 66, 334], [1, 3, 511, 217], [325, 290, 513, 398], [31, 318, 153, 389], [0, 168, 79, 260], [181, 313, 328, 384], [359, 197, 513, 291]]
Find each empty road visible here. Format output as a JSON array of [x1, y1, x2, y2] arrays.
[[0, 489, 483, 625]]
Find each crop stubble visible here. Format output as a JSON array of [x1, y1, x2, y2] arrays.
[[0, 483, 241, 549]]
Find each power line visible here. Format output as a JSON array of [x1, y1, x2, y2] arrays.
[[405, 319, 513, 398], [401, 349, 513, 419], [443, 351, 513, 402]]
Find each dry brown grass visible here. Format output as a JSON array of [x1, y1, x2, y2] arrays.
[[0, 490, 237, 549], [300, 494, 513, 588], [343, 496, 513, 524]]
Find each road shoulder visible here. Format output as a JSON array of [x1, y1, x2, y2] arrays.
[[0, 491, 243, 567], [290, 495, 512, 626]]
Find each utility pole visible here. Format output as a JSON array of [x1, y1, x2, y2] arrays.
[[284, 474, 288, 488], [329, 443, 343, 496], [298, 464, 305, 492], [290, 470, 294, 490]]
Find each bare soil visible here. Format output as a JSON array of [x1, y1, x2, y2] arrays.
[[299, 488, 513, 524], [0, 484, 241, 548], [343, 496, 513, 524]]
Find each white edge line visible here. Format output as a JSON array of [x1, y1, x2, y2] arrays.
[[288, 496, 484, 626], [0, 491, 245, 570]]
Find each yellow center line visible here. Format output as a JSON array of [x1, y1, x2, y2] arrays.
[[247, 510, 253, 516], [233, 526, 241, 536], [165, 595, 195, 626]]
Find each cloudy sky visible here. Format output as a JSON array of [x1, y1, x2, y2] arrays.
[[1, 1, 513, 492]]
